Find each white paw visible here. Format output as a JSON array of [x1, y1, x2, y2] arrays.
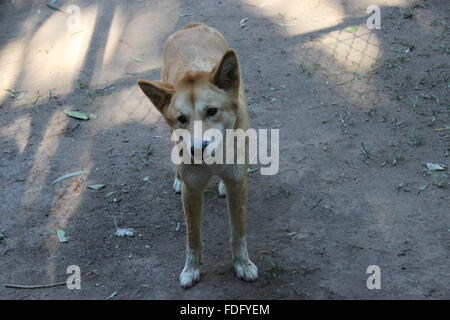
[[173, 177, 182, 194], [218, 180, 226, 197], [234, 260, 258, 282], [180, 265, 201, 288]]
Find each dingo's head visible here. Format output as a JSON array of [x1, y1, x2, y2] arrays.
[[138, 50, 241, 159]]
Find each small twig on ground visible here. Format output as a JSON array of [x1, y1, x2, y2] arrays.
[[70, 31, 84, 37], [2, 246, 12, 255], [310, 198, 322, 210], [5, 271, 94, 289], [33, 94, 41, 105], [332, 78, 354, 86]]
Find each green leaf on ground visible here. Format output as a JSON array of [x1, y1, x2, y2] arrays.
[[6, 89, 16, 97], [105, 191, 117, 198], [6, 89, 26, 100], [64, 110, 90, 120], [105, 292, 117, 300], [88, 184, 105, 190], [345, 26, 358, 33], [425, 163, 446, 171], [56, 229, 68, 243], [78, 81, 88, 89], [240, 18, 248, 28], [46, 0, 64, 12], [248, 167, 259, 173], [15, 92, 26, 100], [417, 184, 428, 195], [52, 170, 86, 185]]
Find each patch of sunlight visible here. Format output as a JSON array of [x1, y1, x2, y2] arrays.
[[0, 114, 31, 153], [91, 1, 179, 87], [293, 25, 382, 72], [290, 25, 384, 111], [94, 86, 162, 130], [14, 5, 98, 99], [45, 145, 93, 284], [243, 0, 412, 38], [101, 6, 125, 70], [0, 6, 54, 105], [245, 0, 346, 36], [20, 111, 68, 214], [0, 39, 26, 105]]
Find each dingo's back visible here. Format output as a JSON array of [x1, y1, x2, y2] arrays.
[[162, 23, 229, 84]]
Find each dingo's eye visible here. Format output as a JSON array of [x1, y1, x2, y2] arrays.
[[178, 115, 187, 124], [206, 108, 218, 117]]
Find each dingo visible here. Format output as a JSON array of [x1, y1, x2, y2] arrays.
[[138, 23, 257, 288]]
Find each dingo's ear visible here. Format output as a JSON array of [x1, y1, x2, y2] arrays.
[[138, 80, 174, 113], [211, 50, 240, 92]]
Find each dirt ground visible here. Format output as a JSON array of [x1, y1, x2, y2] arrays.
[[0, 0, 449, 299]]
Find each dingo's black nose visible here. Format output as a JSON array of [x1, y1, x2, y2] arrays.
[[191, 141, 210, 157]]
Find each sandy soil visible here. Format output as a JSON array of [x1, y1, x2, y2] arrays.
[[0, 0, 449, 299]]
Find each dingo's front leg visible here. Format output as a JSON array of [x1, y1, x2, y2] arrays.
[[179, 182, 204, 288], [223, 177, 258, 282], [173, 170, 182, 194]]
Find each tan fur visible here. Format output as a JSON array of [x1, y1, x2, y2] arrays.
[[138, 23, 257, 288]]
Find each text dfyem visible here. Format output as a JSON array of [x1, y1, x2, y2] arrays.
[[224, 304, 270, 315]]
